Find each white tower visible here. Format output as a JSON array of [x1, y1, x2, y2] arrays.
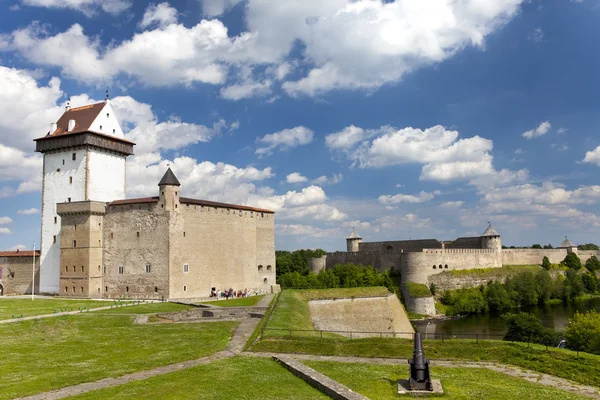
[[34, 98, 135, 293]]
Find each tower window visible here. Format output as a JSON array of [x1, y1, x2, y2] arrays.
[[65, 266, 68, 273], [105, 286, 108, 292], [263, 278, 268, 284], [72, 153, 76, 161], [112, 129, 116, 134], [107, 113, 110, 118], [53, 235, 56, 244], [183, 264, 189, 273], [74, 224, 77, 231], [62, 159, 65, 165], [68, 197, 71, 202], [136, 231, 139, 237], [126, 286, 129, 292], [103, 266, 107, 274], [98, 265, 100, 272], [65, 287, 68, 293], [99, 125, 103, 130], [146, 263, 151, 273], [57, 168, 61, 172], [110, 233, 113, 239], [54, 216, 57, 224], [81, 287, 84, 293], [183, 285, 187, 292], [81, 266, 84, 272], [118, 265, 124, 275], [155, 286, 158, 293], [183, 232, 186, 237], [69, 176, 73, 184], [73, 240, 76, 248]]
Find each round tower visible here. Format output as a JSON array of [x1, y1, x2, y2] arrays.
[[481, 223, 501, 251], [158, 167, 181, 212], [346, 228, 362, 252]]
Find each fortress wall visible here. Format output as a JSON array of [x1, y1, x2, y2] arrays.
[[445, 237, 482, 249], [501, 249, 566, 265], [325, 251, 402, 274], [311, 256, 327, 274], [400, 251, 502, 285], [578, 250, 600, 263], [359, 239, 442, 253]]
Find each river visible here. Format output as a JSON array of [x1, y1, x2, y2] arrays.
[[413, 297, 600, 339]]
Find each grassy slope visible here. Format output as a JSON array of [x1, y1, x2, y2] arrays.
[[444, 265, 541, 278], [68, 357, 328, 400], [248, 337, 600, 388], [0, 315, 237, 399], [92, 302, 193, 314], [0, 298, 112, 319], [197, 295, 265, 307], [305, 361, 589, 400]]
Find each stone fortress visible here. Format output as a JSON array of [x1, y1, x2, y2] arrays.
[[310, 226, 600, 315], [0, 99, 277, 299]]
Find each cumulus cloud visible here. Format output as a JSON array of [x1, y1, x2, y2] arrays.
[[522, 121, 551, 139], [374, 213, 431, 232], [0, 217, 13, 225], [378, 191, 435, 204], [21, 0, 131, 16], [0, 228, 11, 235], [286, 172, 308, 184], [17, 208, 40, 215], [311, 173, 343, 185], [582, 146, 600, 166], [139, 2, 178, 29], [255, 126, 313, 156], [0, 144, 43, 197], [6, 0, 525, 97], [483, 183, 600, 206], [276, 224, 338, 238], [438, 201, 464, 209]]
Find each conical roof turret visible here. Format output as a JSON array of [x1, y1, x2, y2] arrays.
[[347, 228, 362, 240], [558, 237, 576, 248], [158, 167, 180, 186], [482, 223, 500, 237]]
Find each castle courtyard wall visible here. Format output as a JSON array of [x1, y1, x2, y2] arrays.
[[0, 254, 40, 295]]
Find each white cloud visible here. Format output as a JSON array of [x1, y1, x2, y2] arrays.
[[17, 208, 40, 215], [21, 0, 131, 16], [528, 27, 543, 42], [483, 183, 600, 206], [201, 0, 242, 17], [374, 213, 431, 232], [522, 121, 551, 139], [311, 173, 343, 185], [286, 172, 308, 184], [276, 224, 338, 238], [0, 144, 43, 197], [0, 228, 11, 235], [255, 126, 313, 156], [139, 2, 178, 29], [0, 217, 13, 225], [283, 186, 327, 208], [10, 244, 28, 250], [582, 146, 600, 166], [551, 143, 569, 152], [438, 201, 464, 209], [220, 80, 271, 100], [378, 191, 435, 204]]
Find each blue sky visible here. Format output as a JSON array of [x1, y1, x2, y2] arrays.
[[0, 0, 599, 252]]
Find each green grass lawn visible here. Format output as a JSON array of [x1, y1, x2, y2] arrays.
[[92, 302, 194, 314], [248, 336, 600, 388], [0, 315, 237, 399], [0, 298, 113, 320], [68, 356, 328, 400], [197, 295, 265, 307], [305, 361, 590, 400]]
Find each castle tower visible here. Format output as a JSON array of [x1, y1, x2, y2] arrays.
[[558, 237, 578, 255], [346, 228, 362, 252], [481, 223, 501, 251], [158, 168, 181, 212], [34, 99, 135, 293]]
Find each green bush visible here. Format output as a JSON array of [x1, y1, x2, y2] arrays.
[[564, 269, 585, 301], [541, 256, 551, 270], [503, 312, 562, 346], [404, 282, 432, 298], [565, 311, 600, 354], [563, 253, 582, 271], [483, 281, 514, 313], [585, 255, 600, 272], [442, 287, 488, 316], [582, 273, 598, 294]]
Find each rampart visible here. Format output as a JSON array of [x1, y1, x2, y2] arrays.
[[359, 239, 442, 253], [445, 236, 482, 249]]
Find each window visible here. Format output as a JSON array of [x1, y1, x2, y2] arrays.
[[183, 232, 186, 237], [73, 240, 77, 248], [53, 235, 56, 244], [126, 286, 129, 292], [258, 265, 263, 271], [183, 285, 187, 292], [444, 264, 449, 269], [183, 264, 189, 273], [65, 266, 68, 273], [113, 129, 116, 134], [103, 266, 107, 274], [155, 286, 158, 293], [57, 168, 61, 172], [98, 265, 101, 272], [118, 265, 124, 275], [81, 266, 84, 273], [65, 286, 68, 293], [69, 176, 73, 184], [439, 265, 443, 269], [261, 213, 264, 218], [72, 153, 76, 161], [145, 263, 151, 274], [263, 278, 268, 284], [73, 266, 75, 272], [74, 224, 77, 231], [105, 286, 108, 292], [433, 265, 436, 269], [110, 233, 113, 239], [62, 159, 65, 165], [267, 265, 272, 271], [72, 286, 75, 293], [68, 197, 71, 202], [97, 288, 100, 293], [136, 231, 139, 237], [227, 209, 230, 215], [98, 240, 101, 247], [99, 125, 103, 130], [54, 216, 57, 224], [107, 113, 110, 118], [81, 287, 84, 293]]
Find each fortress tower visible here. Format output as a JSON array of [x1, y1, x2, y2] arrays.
[[558, 237, 578, 255], [346, 228, 362, 252], [481, 223, 502, 251], [34, 99, 135, 293]]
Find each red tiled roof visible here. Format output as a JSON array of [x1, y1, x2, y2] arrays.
[[107, 196, 274, 213], [0, 250, 40, 257]]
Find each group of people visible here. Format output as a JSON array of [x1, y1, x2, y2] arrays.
[[209, 287, 264, 299]]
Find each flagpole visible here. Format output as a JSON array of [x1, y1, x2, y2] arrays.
[[32, 242, 35, 300]]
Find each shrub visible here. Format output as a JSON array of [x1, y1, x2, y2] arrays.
[[563, 253, 582, 271], [503, 312, 562, 346], [429, 283, 437, 296], [532, 244, 542, 249], [564, 269, 585, 301], [565, 311, 600, 354], [404, 282, 432, 298], [542, 256, 551, 270], [581, 273, 598, 294], [484, 281, 514, 313], [442, 287, 488, 316], [585, 255, 600, 272], [506, 271, 538, 308]]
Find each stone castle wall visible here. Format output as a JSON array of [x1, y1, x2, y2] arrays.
[[359, 239, 442, 253], [0, 255, 40, 295]]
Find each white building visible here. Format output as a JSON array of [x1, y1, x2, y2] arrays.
[[34, 99, 135, 293]]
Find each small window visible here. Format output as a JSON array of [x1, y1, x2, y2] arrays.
[[118, 265, 124, 275], [146, 263, 151, 273], [107, 113, 110, 118], [183, 264, 189, 273], [62, 159, 65, 165], [261, 213, 264, 218], [98, 240, 101, 246], [263, 278, 268, 284], [65, 286, 68, 293], [136, 231, 140, 237], [105, 286, 108, 292], [81, 266, 84, 272], [53, 235, 56, 243], [72, 286, 75, 293], [99, 125, 103, 130], [445, 264, 449, 269], [73, 266, 75, 272], [72, 153, 76, 161], [155, 286, 158, 293], [433, 265, 436, 269], [439, 265, 443, 269], [175, 192, 178, 196], [73, 240, 77, 248], [69, 176, 73, 184], [81, 287, 84, 293], [103, 266, 107, 274], [57, 168, 61, 172], [113, 129, 116, 134], [183, 232, 186, 237], [65, 266, 68, 273], [110, 233, 114, 239], [227, 209, 230, 215], [98, 265, 101, 272], [74, 224, 77, 231], [54, 216, 57, 224], [258, 265, 263, 271], [183, 285, 187, 292], [68, 197, 71, 202], [267, 265, 272, 271], [126, 286, 129, 293], [97, 288, 100, 293]]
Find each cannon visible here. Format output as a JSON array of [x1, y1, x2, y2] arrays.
[[408, 332, 432, 391]]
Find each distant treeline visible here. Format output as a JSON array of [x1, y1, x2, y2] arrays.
[[502, 243, 599, 250], [275, 249, 326, 277]]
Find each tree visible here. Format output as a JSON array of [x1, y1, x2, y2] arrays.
[[503, 312, 561, 346], [565, 311, 600, 355], [564, 269, 585, 301], [585, 255, 600, 272], [506, 271, 538, 308], [543, 244, 554, 249], [563, 253, 582, 271], [532, 244, 542, 249], [581, 273, 598, 294], [484, 281, 514, 313], [542, 256, 551, 270], [578, 243, 600, 251], [535, 270, 553, 304]]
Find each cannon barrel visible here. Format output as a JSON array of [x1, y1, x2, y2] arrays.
[[408, 332, 432, 390]]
